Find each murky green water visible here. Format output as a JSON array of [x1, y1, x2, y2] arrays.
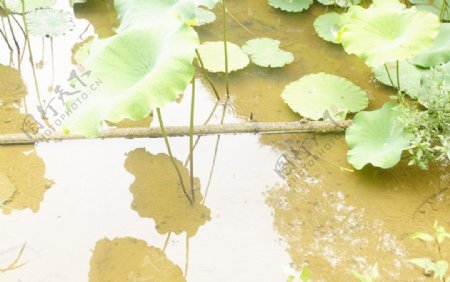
[[0, 0, 448, 281]]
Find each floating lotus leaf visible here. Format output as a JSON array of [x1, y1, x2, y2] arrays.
[[89, 238, 185, 282], [281, 73, 369, 120], [372, 61, 428, 98], [346, 102, 411, 169], [317, 0, 361, 8], [64, 23, 198, 137], [125, 149, 210, 237], [1, 0, 55, 13], [313, 12, 341, 44], [242, 38, 294, 68], [338, 0, 440, 67], [413, 23, 450, 68], [197, 41, 250, 73], [194, 7, 216, 26], [268, 0, 313, 12], [115, 0, 218, 31], [417, 0, 450, 21], [26, 8, 74, 37]]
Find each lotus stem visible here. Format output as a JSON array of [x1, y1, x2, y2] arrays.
[[0, 120, 352, 145], [195, 49, 220, 100], [440, 0, 448, 21], [156, 108, 194, 205], [10, 14, 27, 64], [384, 63, 396, 89], [222, 0, 230, 98], [189, 77, 196, 203], [3, 2, 21, 69]]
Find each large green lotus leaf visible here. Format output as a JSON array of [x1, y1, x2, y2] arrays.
[[372, 60, 429, 98], [316, 0, 361, 8], [114, 0, 218, 31], [26, 8, 74, 37], [338, 1, 440, 67], [346, 102, 411, 169], [1, 0, 55, 13], [64, 24, 198, 137], [413, 24, 450, 68], [416, 0, 450, 21], [281, 73, 369, 120], [313, 12, 341, 44], [268, 0, 313, 12], [242, 38, 294, 68], [197, 41, 250, 73]]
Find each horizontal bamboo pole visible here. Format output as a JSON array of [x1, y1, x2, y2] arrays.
[[0, 120, 352, 145]]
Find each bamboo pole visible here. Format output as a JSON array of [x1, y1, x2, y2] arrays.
[[0, 120, 352, 145]]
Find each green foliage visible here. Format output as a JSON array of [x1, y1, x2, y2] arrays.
[[398, 63, 450, 169], [345, 102, 411, 170], [284, 265, 311, 282], [268, 0, 313, 12], [351, 264, 379, 282], [416, 0, 450, 21], [281, 73, 369, 120], [338, 0, 440, 67], [313, 12, 341, 44], [242, 38, 294, 68], [316, 0, 361, 7], [409, 221, 450, 280], [197, 41, 250, 73], [413, 23, 450, 68]]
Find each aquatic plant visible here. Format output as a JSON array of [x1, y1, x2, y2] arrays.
[[268, 0, 313, 12], [0, 0, 54, 13], [281, 73, 369, 120], [337, 0, 440, 67], [409, 221, 450, 280], [351, 263, 379, 282], [26, 8, 74, 37], [197, 41, 249, 73], [313, 12, 341, 44], [242, 38, 294, 68], [317, 0, 361, 8], [413, 23, 450, 68], [345, 102, 411, 169]]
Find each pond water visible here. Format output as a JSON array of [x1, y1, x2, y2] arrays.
[[0, 0, 449, 281]]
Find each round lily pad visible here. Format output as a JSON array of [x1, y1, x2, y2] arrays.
[[346, 102, 411, 169], [197, 41, 250, 73], [281, 73, 369, 120], [338, 1, 440, 67], [26, 8, 74, 37], [313, 12, 341, 44], [242, 38, 294, 68], [268, 0, 313, 12], [317, 0, 361, 8]]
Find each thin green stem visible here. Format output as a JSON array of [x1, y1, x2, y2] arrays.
[[189, 77, 196, 203], [396, 60, 401, 91], [222, 0, 230, 98], [195, 49, 220, 100], [4, 6, 20, 69], [439, 0, 448, 21], [156, 108, 194, 205], [384, 64, 396, 89]]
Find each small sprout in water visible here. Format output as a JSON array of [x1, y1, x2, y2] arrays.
[[351, 263, 379, 282]]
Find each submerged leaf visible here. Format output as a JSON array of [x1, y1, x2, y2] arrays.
[[242, 38, 294, 68], [1, 0, 55, 13], [372, 61, 428, 98], [89, 238, 186, 282], [26, 8, 74, 37], [268, 0, 313, 12], [413, 23, 450, 68], [338, 0, 440, 67], [346, 102, 411, 169], [281, 73, 369, 120], [197, 41, 250, 73], [313, 12, 341, 44], [410, 232, 434, 242], [125, 149, 210, 237], [64, 24, 198, 136]]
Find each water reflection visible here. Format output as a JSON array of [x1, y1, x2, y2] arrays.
[[0, 65, 53, 214], [125, 148, 211, 237], [89, 237, 185, 282]]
